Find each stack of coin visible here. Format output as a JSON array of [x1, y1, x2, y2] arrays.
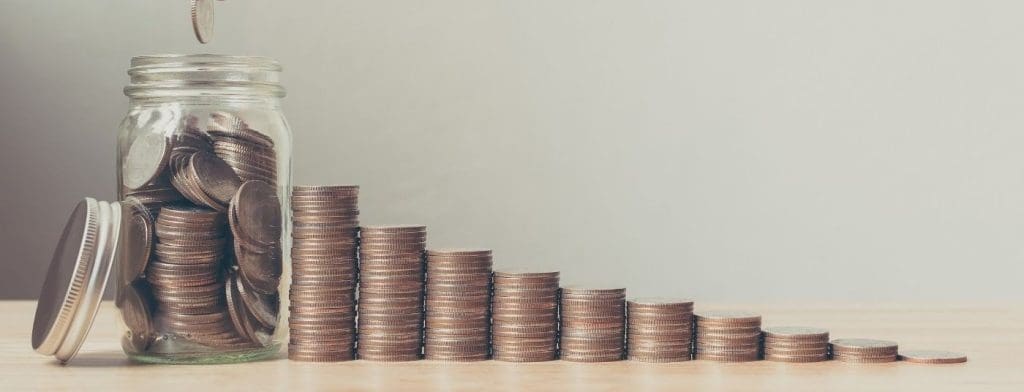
[[208, 111, 278, 187], [694, 311, 762, 362], [357, 225, 427, 361], [559, 286, 626, 362], [831, 338, 899, 363], [762, 326, 829, 362], [288, 185, 360, 361], [148, 205, 246, 347], [491, 268, 560, 362], [169, 150, 242, 212], [626, 298, 694, 362], [423, 249, 492, 361]]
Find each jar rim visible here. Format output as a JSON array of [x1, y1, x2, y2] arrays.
[[129, 54, 282, 72], [125, 54, 286, 99]]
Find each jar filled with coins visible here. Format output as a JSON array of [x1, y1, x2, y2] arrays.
[[30, 54, 293, 365], [116, 54, 291, 363]]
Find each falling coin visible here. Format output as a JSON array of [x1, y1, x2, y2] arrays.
[[191, 0, 215, 44], [898, 350, 967, 364]]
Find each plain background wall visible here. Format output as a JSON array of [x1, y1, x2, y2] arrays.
[[2, 1, 1023, 300]]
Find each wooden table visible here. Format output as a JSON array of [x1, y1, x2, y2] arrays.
[[2, 301, 1020, 391]]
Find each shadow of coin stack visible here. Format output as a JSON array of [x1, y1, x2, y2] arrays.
[[288, 185, 360, 361], [423, 249, 493, 361], [357, 225, 427, 361], [762, 326, 830, 363], [694, 311, 763, 362], [830, 338, 898, 363], [559, 286, 626, 362], [491, 269, 561, 362], [626, 298, 694, 362]]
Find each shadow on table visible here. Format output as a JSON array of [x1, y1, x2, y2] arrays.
[[58, 351, 138, 368]]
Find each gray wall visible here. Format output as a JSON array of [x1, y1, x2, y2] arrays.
[[2, 1, 1022, 300]]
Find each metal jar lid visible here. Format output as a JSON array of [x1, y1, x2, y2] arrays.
[[32, 198, 122, 363]]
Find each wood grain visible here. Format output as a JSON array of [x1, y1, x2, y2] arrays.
[[2, 301, 1020, 391]]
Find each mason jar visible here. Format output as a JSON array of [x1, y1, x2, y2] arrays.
[[32, 54, 292, 364]]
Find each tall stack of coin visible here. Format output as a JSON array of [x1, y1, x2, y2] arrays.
[[694, 311, 762, 362], [288, 185, 360, 361], [831, 338, 899, 363], [149, 205, 245, 347], [357, 225, 427, 361], [762, 326, 830, 362], [626, 298, 694, 362], [423, 249, 492, 361], [491, 269, 560, 362], [559, 286, 626, 362]]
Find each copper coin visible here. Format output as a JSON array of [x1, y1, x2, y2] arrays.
[[231, 180, 282, 246], [119, 198, 153, 285], [117, 282, 154, 352], [190, 150, 242, 205], [898, 350, 967, 364]]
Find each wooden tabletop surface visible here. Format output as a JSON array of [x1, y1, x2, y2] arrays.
[[1, 300, 1020, 391]]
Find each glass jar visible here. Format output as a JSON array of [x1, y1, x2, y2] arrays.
[[30, 54, 292, 365], [117, 54, 292, 363]]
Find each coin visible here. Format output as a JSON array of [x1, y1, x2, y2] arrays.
[[123, 132, 170, 190], [694, 310, 762, 362], [289, 186, 360, 362], [230, 179, 282, 247], [191, 0, 214, 44], [423, 248, 492, 361], [119, 198, 153, 285], [626, 297, 693, 362], [559, 285, 625, 362], [357, 225, 426, 361], [190, 151, 241, 205], [762, 326, 828, 363], [235, 244, 281, 295], [117, 282, 154, 353], [831, 338, 899, 363], [898, 350, 967, 364]]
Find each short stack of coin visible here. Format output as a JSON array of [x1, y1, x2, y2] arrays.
[[207, 111, 279, 187], [762, 326, 830, 362], [491, 269, 560, 362], [357, 225, 427, 361], [423, 248, 493, 361], [831, 338, 899, 363], [149, 205, 245, 347], [694, 311, 762, 362], [288, 185, 360, 361], [626, 298, 694, 362], [559, 286, 626, 362]]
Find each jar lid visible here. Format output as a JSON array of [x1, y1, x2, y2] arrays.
[[32, 198, 122, 363]]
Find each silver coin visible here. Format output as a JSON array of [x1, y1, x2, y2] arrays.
[[117, 282, 154, 353], [190, 151, 241, 205], [123, 133, 170, 190], [119, 198, 153, 285], [191, 0, 214, 44]]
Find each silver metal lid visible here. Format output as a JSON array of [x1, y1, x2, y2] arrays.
[[32, 198, 122, 363]]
